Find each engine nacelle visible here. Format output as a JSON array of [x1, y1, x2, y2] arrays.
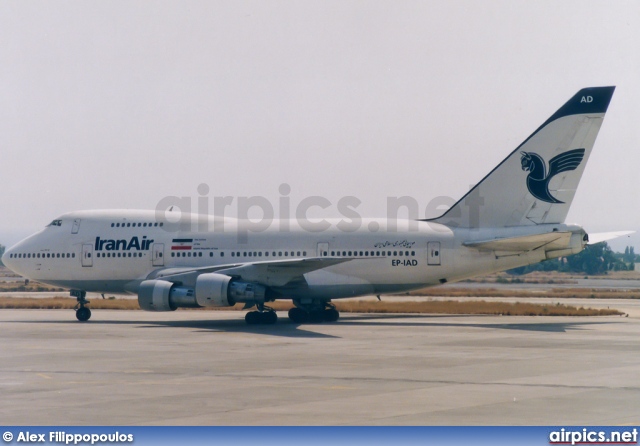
[[138, 280, 202, 311], [195, 273, 266, 307], [138, 274, 266, 311]]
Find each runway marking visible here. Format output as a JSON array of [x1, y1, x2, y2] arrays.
[[323, 386, 356, 390], [36, 373, 52, 380]]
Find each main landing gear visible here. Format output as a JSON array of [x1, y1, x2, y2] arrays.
[[71, 290, 91, 322], [245, 303, 278, 325], [288, 302, 339, 324]]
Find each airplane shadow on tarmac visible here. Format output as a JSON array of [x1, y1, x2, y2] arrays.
[[9, 312, 619, 338]]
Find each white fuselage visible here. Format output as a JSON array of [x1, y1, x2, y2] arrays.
[[2, 209, 582, 302]]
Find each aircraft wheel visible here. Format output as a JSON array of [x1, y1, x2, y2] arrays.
[[262, 311, 278, 325], [245, 311, 260, 325], [324, 308, 340, 322], [76, 307, 91, 322], [308, 310, 324, 324], [288, 307, 308, 324]]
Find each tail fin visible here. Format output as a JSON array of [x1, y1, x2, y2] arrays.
[[429, 86, 615, 228]]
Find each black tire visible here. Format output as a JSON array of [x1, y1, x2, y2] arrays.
[[262, 311, 278, 325], [76, 307, 91, 322], [245, 311, 260, 325], [324, 308, 340, 322], [308, 310, 324, 323], [288, 307, 308, 324]]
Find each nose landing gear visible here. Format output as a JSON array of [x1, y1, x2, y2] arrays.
[[71, 290, 91, 322]]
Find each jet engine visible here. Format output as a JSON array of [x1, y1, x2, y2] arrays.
[[138, 273, 266, 311]]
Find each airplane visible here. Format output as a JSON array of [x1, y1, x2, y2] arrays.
[[2, 86, 630, 325]]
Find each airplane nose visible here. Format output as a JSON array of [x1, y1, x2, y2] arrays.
[[2, 247, 10, 268], [2, 245, 16, 271]]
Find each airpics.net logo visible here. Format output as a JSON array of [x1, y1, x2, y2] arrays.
[[152, 182, 476, 242], [549, 428, 638, 445]]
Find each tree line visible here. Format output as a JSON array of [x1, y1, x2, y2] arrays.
[[508, 243, 636, 276]]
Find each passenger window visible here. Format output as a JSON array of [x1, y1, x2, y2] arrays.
[[111, 223, 114, 227], [220, 252, 224, 257]]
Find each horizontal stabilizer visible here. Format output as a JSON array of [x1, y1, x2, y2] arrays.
[[464, 232, 572, 252], [587, 231, 635, 245]]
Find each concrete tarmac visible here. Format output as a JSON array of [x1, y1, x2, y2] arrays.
[[0, 308, 639, 425]]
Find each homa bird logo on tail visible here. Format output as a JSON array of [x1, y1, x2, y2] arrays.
[[520, 148, 585, 203]]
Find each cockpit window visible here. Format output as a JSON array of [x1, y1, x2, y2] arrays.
[[48, 219, 62, 227]]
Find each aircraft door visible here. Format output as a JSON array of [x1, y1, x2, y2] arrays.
[[427, 242, 441, 265], [317, 242, 329, 257], [81, 244, 93, 267], [152, 243, 165, 266], [72, 219, 81, 234]]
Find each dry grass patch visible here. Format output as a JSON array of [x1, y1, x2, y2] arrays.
[[0, 281, 65, 292], [0, 297, 622, 316], [334, 300, 622, 316], [0, 297, 140, 310], [404, 287, 640, 299]]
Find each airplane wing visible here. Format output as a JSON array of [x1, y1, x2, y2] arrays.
[[463, 232, 572, 252], [149, 257, 357, 287]]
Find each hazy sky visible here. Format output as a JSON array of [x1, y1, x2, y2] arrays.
[[1, 1, 639, 250]]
